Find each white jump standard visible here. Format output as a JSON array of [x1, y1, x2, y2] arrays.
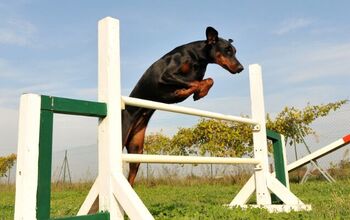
[[14, 17, 310, 220]]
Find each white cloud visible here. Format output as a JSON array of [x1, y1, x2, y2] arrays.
[[260, 40, 350, 88], [0, 58, 21, 78], [0, 106, 100, 157], [74, 88, 97, 100], [307, 43, 350, 62], [285, 42, 350, 83], [0, 18, 37, 46], [53, 114, 98, 152], [0, 89, 22, 107], [0, 107, 18, 155], [0, 53, 97, 107], [273, 18, 313, 35]]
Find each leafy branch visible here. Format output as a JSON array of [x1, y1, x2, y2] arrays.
[[0, 154, 17, 177], [144, 99, 348, 159]]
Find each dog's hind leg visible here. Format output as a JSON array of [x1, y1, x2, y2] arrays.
[[125, 109, 154, 186], [126, 126, 147, 186]]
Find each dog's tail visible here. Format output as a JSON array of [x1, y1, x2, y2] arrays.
[[122, 107, 156, 148], [122, 109, 133, 147]]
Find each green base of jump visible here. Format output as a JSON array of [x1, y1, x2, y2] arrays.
[[53, 212, 110, 220]]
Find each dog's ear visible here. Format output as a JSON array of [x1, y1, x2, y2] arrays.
[[206, 27, 218, 44]]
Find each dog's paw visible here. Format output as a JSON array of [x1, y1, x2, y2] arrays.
[[193, 92, 201, 101], [193, 79, 214, 101]]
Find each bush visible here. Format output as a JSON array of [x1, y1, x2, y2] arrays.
[[0, 154, 16, 177]]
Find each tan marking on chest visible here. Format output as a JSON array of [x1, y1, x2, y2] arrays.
[[181, 62, 191, 74]]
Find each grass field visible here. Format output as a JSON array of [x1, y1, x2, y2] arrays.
[[2, 179, 350, 219]]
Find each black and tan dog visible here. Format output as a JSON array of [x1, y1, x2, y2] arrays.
[[123, 27, 243, 186]]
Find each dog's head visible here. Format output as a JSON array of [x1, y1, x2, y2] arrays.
[[206, 27, 244, 74]]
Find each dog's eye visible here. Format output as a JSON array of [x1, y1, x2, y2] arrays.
[[226, 47, 233, 55]]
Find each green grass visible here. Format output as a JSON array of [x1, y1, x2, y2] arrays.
[[2, 179, 350, 219], [0, 184, 15, 220]]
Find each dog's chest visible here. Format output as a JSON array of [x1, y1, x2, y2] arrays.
[[180, 61, 206, 81]]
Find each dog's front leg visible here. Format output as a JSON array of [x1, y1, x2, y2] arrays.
[[174, 78, 214, 101], [193, 78, 214, 100], [174, 83, 198, 98]]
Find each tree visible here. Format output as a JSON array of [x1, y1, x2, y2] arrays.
[[144, 99, 348, 160], [144, 118, 253, 157], [170, 127, 196, 155], [144, 131, 171, 154], [192, 118, 253, 157], [266, 99, 348, 160], [0, 154, 17, 177]]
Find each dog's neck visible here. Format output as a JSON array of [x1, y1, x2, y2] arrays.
[[164, 40, 218, 66], [186, 40, 216, 65]]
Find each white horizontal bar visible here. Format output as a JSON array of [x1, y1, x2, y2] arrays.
[[287, 137, 350, 172], [122, 96, 259, 126], [122, 154, 260, 165]]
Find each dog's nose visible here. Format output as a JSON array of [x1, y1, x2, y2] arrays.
[[237, 65, 244, 73]]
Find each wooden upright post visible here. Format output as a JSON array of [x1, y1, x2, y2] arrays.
[[249, 64, 271, 205]]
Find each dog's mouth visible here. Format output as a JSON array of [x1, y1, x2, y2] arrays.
[[215, 54, 244, 74], [224, 64, 244, 74]]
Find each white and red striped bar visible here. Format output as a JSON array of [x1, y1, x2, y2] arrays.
[[288, 134, 350, 172]]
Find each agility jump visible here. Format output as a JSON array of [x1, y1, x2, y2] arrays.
[[14, 17, 310, 220]]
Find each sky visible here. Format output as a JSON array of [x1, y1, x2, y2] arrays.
[[0, 1, 349, 168]]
